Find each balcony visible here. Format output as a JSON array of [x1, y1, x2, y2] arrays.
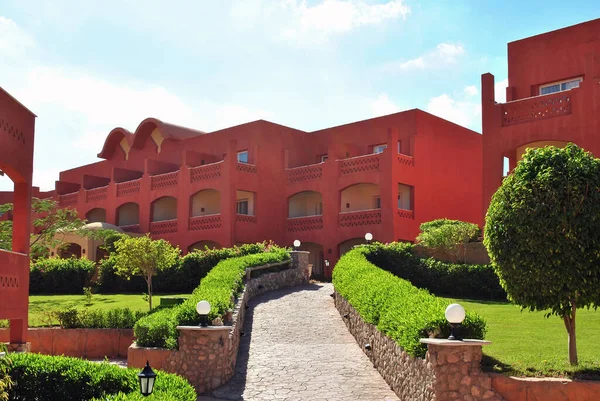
[[236, 214, 257, 223], [339, 209, 382, 227], [150, 170, 179, 191], [286, 163, 323, 184], [397, 154, 414, 167], [189, 161, 223, 183], [237, 162, 257, 174], [397, 208, 414, 219], [189, 214, 222, 231], [58, 192, 78, 207], [150, 219, 177, 235], [339, 153, 380, 175], [0, 249, 28, 317], [116, 179, 141, 197], [287, 216, 324, 232], [119, 224, 141, 233], [85, 186, 108, 203], [502, 92, 572, 126]]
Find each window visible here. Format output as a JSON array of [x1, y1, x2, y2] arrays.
[[237, 199, 249, 215], [237, 151, 249, 163], [373, 196, 381, 209], [373, 144, 387, 154], [320, 154, 328, 162], [540, 77, 582, 95], [315, 201, 323, 215]]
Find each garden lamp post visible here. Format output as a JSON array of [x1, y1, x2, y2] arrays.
[[445, 303, 466, 341], [364, 232, 373, 244], [293, 239, 301, 251], [138, 361, 157, 397], [196, 300, 211, 327]]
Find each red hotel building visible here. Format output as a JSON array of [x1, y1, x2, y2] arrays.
[[43, 110, 482, 278], [482, 18, 600, 223]]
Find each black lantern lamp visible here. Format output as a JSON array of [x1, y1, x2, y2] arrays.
[[196, 300, 211, 327], [364, 232, 373, 244], [445, 303, 466, 341], [293, 239, 301, 251], [138, 361, 157, 397]]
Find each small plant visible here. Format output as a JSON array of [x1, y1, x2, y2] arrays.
[[83, 286, 93, 306], [0, 343, 12, 401]]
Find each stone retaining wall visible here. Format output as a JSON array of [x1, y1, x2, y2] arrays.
[[491, 373, 600, 401], [0, 328, 133, 358], [128, 251, 310, 394]]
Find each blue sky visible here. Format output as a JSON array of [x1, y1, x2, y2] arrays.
[[0, 0, 598, 191]]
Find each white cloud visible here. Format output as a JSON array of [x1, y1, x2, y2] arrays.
[[464, 85, 478, 97], [0, 16, 35, 57], [370, 94, 399, 117], [390, 42, 465, 71], [494, 78, 508, 103], [426, 86, 482, 130], [282, 0, 410, 40]]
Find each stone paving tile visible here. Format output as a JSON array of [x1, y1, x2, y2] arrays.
[[209, 283, 399, 401]]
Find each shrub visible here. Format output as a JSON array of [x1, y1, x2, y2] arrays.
[[53, 307, 147, 329], [417, 218, 480, 263], [333, 247, 487, 358], [134, 247, 290, 349], [29, 257, 96, 294], [7, 353, 195, 401]]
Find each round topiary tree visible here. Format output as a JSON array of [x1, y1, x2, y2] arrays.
[[484, 143, 600, 365]]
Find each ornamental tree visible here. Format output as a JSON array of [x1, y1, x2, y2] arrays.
[[484, 144, 600, 365], [112, 235, 180, 310]]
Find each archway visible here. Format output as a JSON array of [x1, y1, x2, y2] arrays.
[[190, 189, 221, 217], [117, 202, 140, 226], [288, 191, 323, 218], [340, 183, 380, 212], [188, 240, 222, 253], [151, 197, 177, 222], [86, 208, 106, 223], [58, 243, 82, 259], [339, 238, 366, 257], [298, 242, 324, 279]]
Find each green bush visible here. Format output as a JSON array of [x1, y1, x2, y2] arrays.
[[7, 353, 195, 401], [53, 307, 147, 329], [134, 247, 290, 349], [333, 247, 487, 358], [417, 218, 480, 263], [367, 242, 506, 300], [29, 257, 96, 294]]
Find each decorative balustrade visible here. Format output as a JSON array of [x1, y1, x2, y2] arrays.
[[287, 216, 324, 232], [189, 214, 222, 231], [397, 154, 414, 167], [116, 179, 141, 197], [286, 164, 323, 184], [150, 171, 179, 191], [397, 208, 415, 220], [150, 220, 177, 235], [119, 224, 141, 233], [502, 92, 572, 126], [237, 162, 257, 174], [58, 192, 79, 207], [190, 162, 222, 183], [339, 154, 380, 175], [339, 209, 382, 227], [85, 186, 108, 203], [0, 250, 28, 291], [236, 214, 257, 223]]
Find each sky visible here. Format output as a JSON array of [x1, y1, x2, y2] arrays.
[[0, 0, 598, 191]]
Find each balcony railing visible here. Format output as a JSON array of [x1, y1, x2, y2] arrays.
[[502, 92, 572, 126], [189, 214, 222, 231], [287, 215, 324, 232], [117, 179, 141, 197], [237, 162, 257, 174], [119, 224, 141, 233], [150, 219, 177, 235], [190, 161, 223, 183], [150, 171, 179, 191], [339, 209, 382, 227], [397, 154, 414, 167], [286, 163, 323, 184], [58, 192, 79, 207], [0, 249, 28, 291], [339, 153, 380, 175], [85, 186, 108, 203], [236, 214, 257, 223], [397, 208, 414, 220]]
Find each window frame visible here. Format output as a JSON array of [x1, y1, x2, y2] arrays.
[[237, 150, 249, 164], [319, 154, 328, 163], [373, 195, 381, 209], [539, 77, 583, 96], [236, 198, 249, 215], [373, 144, 387, 154]]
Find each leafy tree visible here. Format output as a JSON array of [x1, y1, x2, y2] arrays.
[[416, 218, 480, 262], [484, 144, 600, 365], [112, 235, 180, 310]]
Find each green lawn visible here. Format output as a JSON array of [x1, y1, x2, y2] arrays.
[[445, 298, 600, 379], [1, 293, 188, 328]]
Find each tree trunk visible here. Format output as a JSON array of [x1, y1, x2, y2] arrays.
[[147, 275, 153, 311], [563, 300, 578, 366]]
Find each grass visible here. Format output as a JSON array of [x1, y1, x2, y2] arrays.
[[0, 293, 189, 328], [445, 298, 600, 379]]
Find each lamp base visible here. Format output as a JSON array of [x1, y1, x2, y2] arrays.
[[448, 323, 462, 341]]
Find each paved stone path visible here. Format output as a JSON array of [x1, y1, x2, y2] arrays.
[[208, 283, 400, 401]]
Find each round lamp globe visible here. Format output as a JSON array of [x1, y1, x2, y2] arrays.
[[445, 303, 466, 324], [293, 240, 301, 248], [196, 300, 211, 316], [365, 233, 373, 241]]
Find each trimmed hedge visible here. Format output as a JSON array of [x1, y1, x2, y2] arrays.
[[367, 242, 506, 300], [53, 307, 147, 329], [134, 248, 290, 349], [7, 353, 195, 401], [333, 247, 487, 358], [30, 257, 96, 295]]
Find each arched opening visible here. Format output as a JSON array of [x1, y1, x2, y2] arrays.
[[340, 183, 380, 212], [86, 208, 106, 223], [339, 238, 366, 256], [297, 242, 324, 279], [151, 197, 177, 222], [58, 243, 82, 259], [95, 245, 108, 263], [117, 202, 140, 226], [188, 240, 222, 253], [190, 189, 221, 217], [288, 191, 323, 218]]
